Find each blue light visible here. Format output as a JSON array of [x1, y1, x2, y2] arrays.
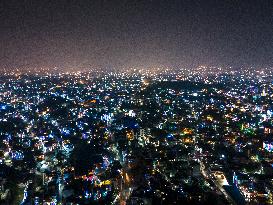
[[167, 134, 174, 139], [0, 105, 7, 110]]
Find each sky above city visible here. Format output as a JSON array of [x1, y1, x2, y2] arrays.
[[0, 0, 273, 71]]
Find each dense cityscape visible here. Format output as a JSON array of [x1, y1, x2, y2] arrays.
[[0, 67, 272, 204], [1, 0, 273, 204]]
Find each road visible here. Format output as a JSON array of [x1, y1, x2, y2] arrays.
[[200, 161, 237, 205]]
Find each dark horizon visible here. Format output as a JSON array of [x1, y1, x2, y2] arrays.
[[1, 0, 273, 71]]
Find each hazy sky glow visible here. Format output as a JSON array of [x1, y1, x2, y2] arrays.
[[1, 0, 273, 71]]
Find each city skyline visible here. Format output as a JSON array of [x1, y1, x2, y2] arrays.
[[0, 1, 273, 204]]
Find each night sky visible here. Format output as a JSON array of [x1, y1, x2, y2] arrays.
[[1, 0, 273, 71]]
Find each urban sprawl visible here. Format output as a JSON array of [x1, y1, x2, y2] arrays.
[[0, 67, 272, 205]]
